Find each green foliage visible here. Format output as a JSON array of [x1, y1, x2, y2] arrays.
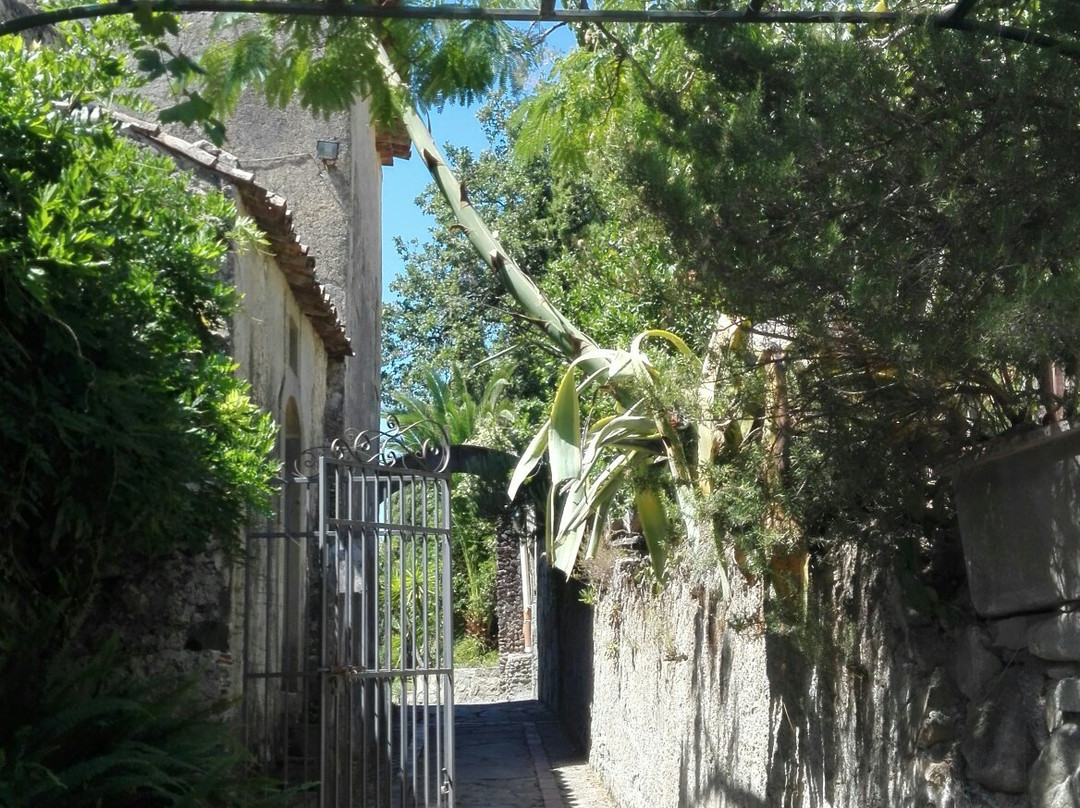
[[390, 361, 513, 449], [449, 477, 499, 644], [382, 93, 701, 445], [384, 15, 1080, 614], [453, 635, 499, 668], [193, 15, 535, 131], [387, 360, 516, 647], [513, 18, 1080, 558], [0, 27, 277, 799], [0, 643, 294, 808]]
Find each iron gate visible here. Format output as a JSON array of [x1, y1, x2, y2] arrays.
[[242, 429, 455, 808]]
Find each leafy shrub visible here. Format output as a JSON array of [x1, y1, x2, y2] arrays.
[[0, 25, 277, 803], [0, 644, 292, 808]]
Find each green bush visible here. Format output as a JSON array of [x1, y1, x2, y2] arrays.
[[0, 26, 277, 804], [0, 644, 293, 808]]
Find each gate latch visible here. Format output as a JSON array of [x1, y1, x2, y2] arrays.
[[320, 664, 366, 677]]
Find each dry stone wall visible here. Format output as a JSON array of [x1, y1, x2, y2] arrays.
[[542, 537, 1080, 808], [496, 512, 526, 655], [78, 548, 241, 708]]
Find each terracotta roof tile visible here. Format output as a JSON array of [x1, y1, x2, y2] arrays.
[[111, 110, 353, 358]]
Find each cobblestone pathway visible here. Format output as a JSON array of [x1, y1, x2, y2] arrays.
[[454, 701, 617, 808]]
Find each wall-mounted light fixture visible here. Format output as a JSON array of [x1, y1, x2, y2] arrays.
[[316, 139, 340, 163]]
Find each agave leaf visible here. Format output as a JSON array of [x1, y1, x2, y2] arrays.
[[575, 347, 621, 369], [586, 494, 614, 560], [555, 476, 588, 538], [586, 414, 658, 454], [580, 409, 657, 473], [603, 349, 638, 384], [553, 521, 587, 577], [630, 329, 695, 359], [635, 486, 669, 580], [548, 366, 581, 484], [561, 452, 633, 536], [508, 418, 550, 500], [717, 556, 731, 601], [553, 481, 588, 576], [575, 361, 613, 393]]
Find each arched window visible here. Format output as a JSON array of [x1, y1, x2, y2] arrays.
[[283, 398, 303, 692]]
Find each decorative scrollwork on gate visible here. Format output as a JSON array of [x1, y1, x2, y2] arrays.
[[295, 419, 452, 474]]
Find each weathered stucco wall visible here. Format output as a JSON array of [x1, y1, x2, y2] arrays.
[[80, 225, 333, 717], [138, 15, 383, 437], [543, 536, 1080, 808], [228, 220, 329, 446], [344, 97, 383, 436]]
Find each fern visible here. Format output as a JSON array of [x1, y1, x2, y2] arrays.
[[0, 644, 295, 808]]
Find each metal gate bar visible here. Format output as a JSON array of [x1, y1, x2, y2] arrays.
[[243, 431, 454, 808]]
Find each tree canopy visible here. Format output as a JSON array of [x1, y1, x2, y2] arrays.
[[519, 18, 1080, 495], [386, 12, 1080, 590]]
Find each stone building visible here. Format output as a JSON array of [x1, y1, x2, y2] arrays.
[[97, 26, 413, 781], [88, 113, 354, 720]]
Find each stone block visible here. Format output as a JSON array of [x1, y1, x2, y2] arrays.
[[1045, 663, 1080, 680], [1030, 613, 1080, 662], [917, 668, 964, 749], [990, 615, 1037, 651], [1030, 723, 1080, 808], [952, 627, 1004, 699], [1046, 678, 1080, 732], [953, 424, 1080, 616], [962, 668, 1037, 793]]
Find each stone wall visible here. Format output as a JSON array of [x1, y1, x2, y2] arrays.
[[541, 537, 1080, 808], [81, 549, 241, 708], [953, 422, 1080, 617], [456, 654, 536, 704], [496, 511, 526, 655]]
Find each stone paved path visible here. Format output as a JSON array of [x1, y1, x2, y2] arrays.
[[453, 701, 617, 808]]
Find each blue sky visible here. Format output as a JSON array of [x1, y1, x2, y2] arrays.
[[380, 26, 576, 305], [380, 101, 489, 305]]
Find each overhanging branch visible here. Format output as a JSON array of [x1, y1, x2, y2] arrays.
[[943, 0, 979, 24], [1, 1, 1078, 60]]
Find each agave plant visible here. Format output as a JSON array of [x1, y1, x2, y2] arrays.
[[508, 330, 695, 581], [377, 43, 805, 602]]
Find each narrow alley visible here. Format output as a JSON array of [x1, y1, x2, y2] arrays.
[[454, 701, 616, 808]]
